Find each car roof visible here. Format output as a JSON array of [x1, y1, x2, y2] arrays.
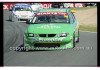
[[39, 8, 69, 12], [14, 3, 30, 7]]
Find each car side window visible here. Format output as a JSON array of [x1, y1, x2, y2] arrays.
[[68, 10, 76, 24], [68, 11, 73, 23], [71, 11, 76, 22]]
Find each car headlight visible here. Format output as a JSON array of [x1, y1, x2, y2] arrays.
[[58, 33, 69, 37], [27, 33, 37, 37]]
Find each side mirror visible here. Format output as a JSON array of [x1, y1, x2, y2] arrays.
[[26, 20, 31, 24], [71, 10, 76, 13]]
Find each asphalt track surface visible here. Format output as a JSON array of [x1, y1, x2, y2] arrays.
[[4, 10, 97, 66]]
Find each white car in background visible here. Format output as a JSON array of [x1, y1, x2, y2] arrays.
[[9, 3, 34, 22], [30, 3, 42, 14]]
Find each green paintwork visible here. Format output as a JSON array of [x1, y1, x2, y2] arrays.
[[24, 8, 79, 50]]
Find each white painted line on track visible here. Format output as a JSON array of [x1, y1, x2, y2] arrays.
[[79, 30, 97, 33]]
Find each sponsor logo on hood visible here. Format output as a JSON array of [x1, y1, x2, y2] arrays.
[[39, 37, 65, 42], [37, 24, 61, 29]]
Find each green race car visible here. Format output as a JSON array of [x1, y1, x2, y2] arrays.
[[24, 8, 79, 50]]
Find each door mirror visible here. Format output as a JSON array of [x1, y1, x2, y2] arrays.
[[70, 10, 76, 13]]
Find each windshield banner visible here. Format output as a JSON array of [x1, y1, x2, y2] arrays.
[[35, 12, 68, 16]]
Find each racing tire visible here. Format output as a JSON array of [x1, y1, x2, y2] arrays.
[[11, 16, 12, 22], [23, 37, 28, 51], [17, 37, 27, 52], [9, 15, 11, 21], [9, 15, 12, 22], [76, 29, 79, 43], [73, 33, 75, 48]]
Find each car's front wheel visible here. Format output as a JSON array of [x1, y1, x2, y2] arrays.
[[23, 37, 28, 51], [9, 15, 12, 21], [76, 29, 79, 43], [73, 33, 75, 48]]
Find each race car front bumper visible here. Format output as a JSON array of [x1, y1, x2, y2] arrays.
[[24, 34, 74, 50], [12, 16, 33, 22]]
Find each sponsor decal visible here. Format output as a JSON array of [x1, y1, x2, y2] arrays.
[[37, 24, 61, 29], [64, 15, 68, 18], [30, 37, 65, 42], [3, 5, 8, 10], [35, 12, 68, 16], [41, 3, 52, 9], [64, 3, 74, 8], [64, 3, 84, 8], [75, 3, 84, 8], [3, 3, 15, 10], [39, 37, 65, 42], [31, 38, 38, 42], [64, 13, 68, 18]]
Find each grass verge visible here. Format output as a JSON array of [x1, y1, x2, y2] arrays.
[[79, 25, 97, 32], [73, 6, 97, 32]]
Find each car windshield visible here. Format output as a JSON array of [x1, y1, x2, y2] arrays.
[[14, 7, 32, 11], [32, 15, 70, 24]]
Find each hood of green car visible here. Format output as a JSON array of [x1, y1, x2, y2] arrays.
[[27, 23, 73, 34]]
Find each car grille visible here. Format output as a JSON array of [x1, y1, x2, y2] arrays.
[[34, 43, 60, 48], [21, 15, 28, 17], [19, 19, 28, 21], [39, 34, 56, 37], [39, 34, 46, 37], [48, 34, 56, 37]]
